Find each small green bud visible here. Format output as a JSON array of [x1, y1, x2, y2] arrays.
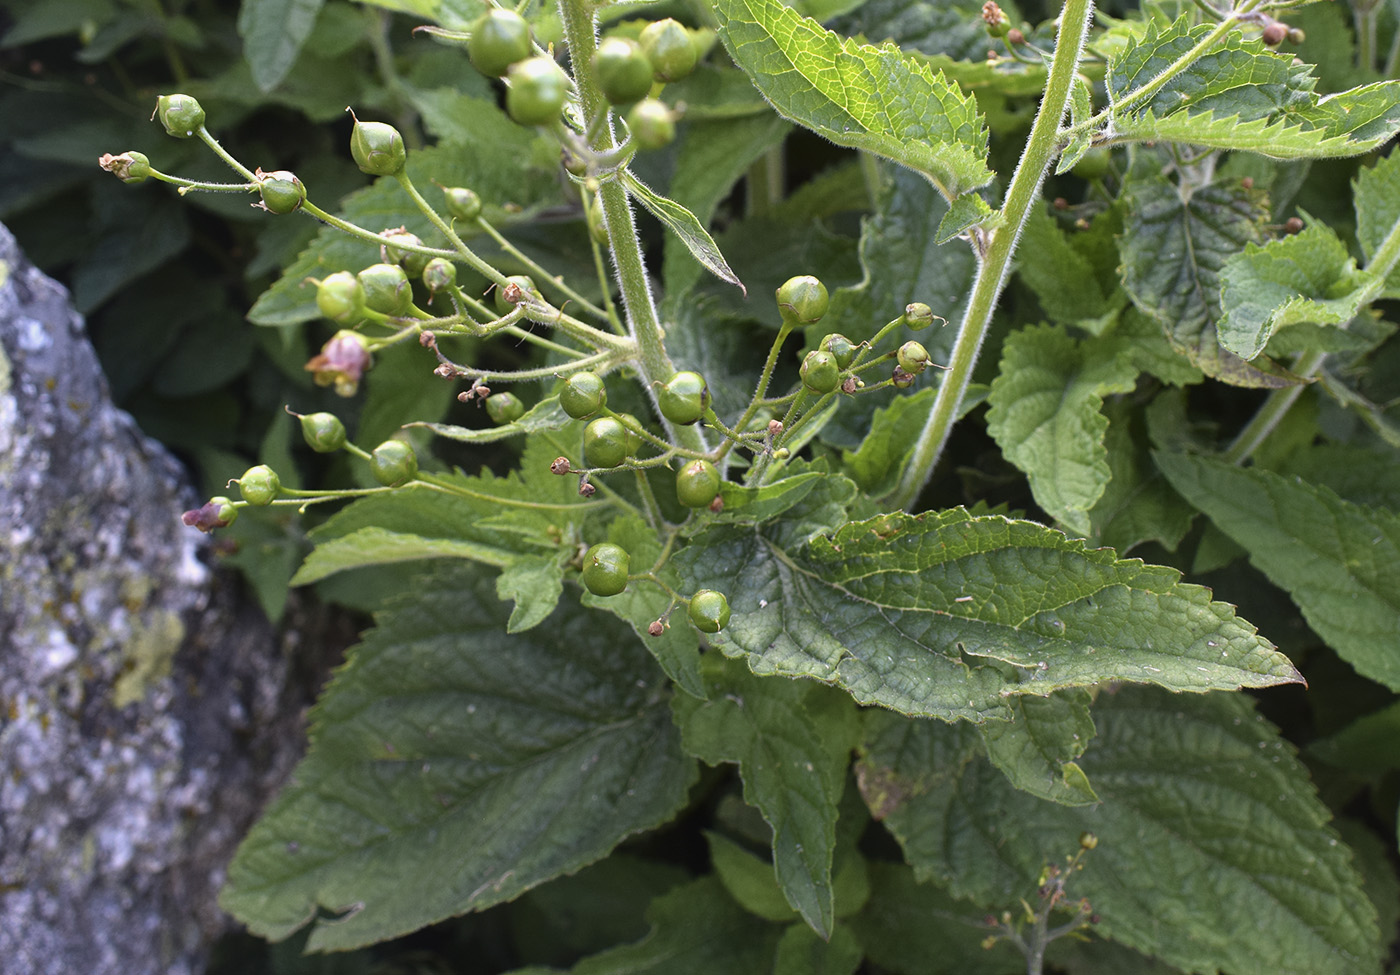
[[639, 18, 697, 82], [903, 302, 936, 330], [443, 186, 482, 222], [594, 36, 654, 105], [98, 151, 151, 184], [422, 257, 457, 294], [256, 169, 306, 214], [300, 412, 347, 452], [316, 271, 367, 325], [467, 8, 532, 77], [800, 349, 841, 393], [350, 116, 407, 176], [358, 263, 413, 316], [560, 371, 607, 419], [506, 56, 568, 127], [485, 391, 526, 424], [383, 231, 430, 277], [238, 465, 281, 506], [897, 340, 931, 374], [820, 333, 858, 369], [156, 94, 205, 138], [626, 98, 676, 151], [688, 589, 731, 633], [776, 275, 829, 325], [370, 439, 419, 486]]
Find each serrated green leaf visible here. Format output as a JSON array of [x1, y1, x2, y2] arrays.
[[706, 830, 798, 921], [220, 565, 697, 950], [674, 656, 858, 938], [1087, 399, 1196, 553], [710, 472, 825, 527], [980, 689, 1098, 805], [986, 324, 1138, 535], [497, 553, 567, 633], [674, 507, 1302, 723], [934, 192, 997, 244], [1218, 221, 1373, 360], [859, 687, 1382, 975], [1119, 166, 1293, 387], [841, 388, 936, 495], [411, 396, 570, 444], [833, 0, 1016, 63], [1016, 207, 1112, 326], [546, 877, 782, 975], [713, 0, 991, 199], [1353, 148, 1400, 297], [1156, 452, 1400, 691], [239, 0, 325, 93], [292, 525, 516, 584], [620, 170, 744, 293], [772, 921, 863, 975]]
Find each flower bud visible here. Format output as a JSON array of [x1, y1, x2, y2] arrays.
[[306, 330, 372, 397], [238, 465, 281, 506], [182, 496, 237, 532], [300, 412, 347, 452], [98, 151, 151, 184], [156, 94, 205, 137], [443, 186, 482, 222], [350, 116, 407, 176], [256, 169, 306, 213], [358, 263, 413, 316], [316, 271, 367, 324]]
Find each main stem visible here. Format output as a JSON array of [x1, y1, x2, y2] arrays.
[[556, 0, 706, 455], [887, 0, 1095, 511]]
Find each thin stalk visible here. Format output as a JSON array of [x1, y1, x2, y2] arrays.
[[473, 215, 611, 321], [196, 126, 258, 182], [888, 0, 1096, 511], [556, 0, 706, 455]]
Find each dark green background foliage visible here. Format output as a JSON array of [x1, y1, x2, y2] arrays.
[[7, 0, 1400, 971]]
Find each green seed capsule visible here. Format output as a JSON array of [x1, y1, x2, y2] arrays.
[[506, 56, 568, 127], [383, 231, 430, 278], [370, 439, 419, 486], [581, 542, 630, 596], [350, 117, 407, 176], [257, 170, 305, 214], [99, 151, 151, 184], [903, 302, 935, 330], [676, 458, 721, 508], [238, 465, 281, 506], [626, 98, 676, 151], [559, 372, 607, 419], [467, 8, 532, 77], [658, 371, 710, 425], [443, 186, 482, 222], [897, 341, 931, 374], [300, 412, 347, 452], [316, 271, 367, 325], [594, 36, 654, 105], [688, 589, 731, 633], [494, 274, 540, 315], [820, 333, 858, 369], [800, 349, 841, 393], [639, 18, 697, 82], [358, 263, 413, 316], [776, 275, 829, 325], [485, 391, 525, 424], [422, 258, 457, 294], [584, 416, 629, 468], [156, 94, 205, 137]]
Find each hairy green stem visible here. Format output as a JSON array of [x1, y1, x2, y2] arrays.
[[556, 0, 706, 455], [888, 0, 1096, 511], [474, 215, 611, 321]]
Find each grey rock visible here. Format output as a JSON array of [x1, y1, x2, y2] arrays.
[[0, 223, 296, 974]]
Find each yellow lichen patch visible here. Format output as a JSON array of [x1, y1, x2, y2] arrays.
[[112, 609, 186, 708]]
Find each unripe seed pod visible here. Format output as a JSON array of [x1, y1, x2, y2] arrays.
[[581, 542, 631, 596], [468, 8, 532, 77], [688, 589, 730, 633], [156, 94, 205, 137], [99, 151, 151, 184], [238, 465, 281, 506], [1287, 27, 1305, 44], [897, 340, 931, 374], [675, 458, 721, 508], [820, 333, 858, 369], [316, 271, 367, 324], [800, 349, 841, 393], [1079, 832, 1099, 850], [626, 98, 676, 151], [1261, 21, 1287, 46], [358, 263, 413, 316], [584, 416, 629, 468], [257, 169, 306, 213], [506, 56, 568, 127], [350, 117, 407, 176], [658, 371, 710, 425], [494, 274, 540, 315], [300, 412, 347, 452], [560, 371, 607, 419], [422, 257, 457, 293], [892, 367, 916, 388], [639, 18, 697, 82], [485, 391, 525, 424], [370, 439, 419, 486], [903, 302, 936, 330], [383, 231, 430, 277], [443, 186, 482, 222], [776, 275, 829, 325], [982, 0, 1011, 37], [594, 36, 655, 105]]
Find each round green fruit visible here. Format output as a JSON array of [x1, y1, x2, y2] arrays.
[[358, 263, 413, 316], [800, 349, 841, 393], [506, 56, 568, 127], [776, 275, 829, 325], [257, 170, 305, 213], [688, 589, 731, 633], [468, 8, 532, 77], [658, 371, 709, 425], [584, 416, 629, 468], [494, 274, 539, 315], [300, 412, 347, 453], [820, 333, 857, 369], [626, 98, 676, 151], [897, 341, 931, 374], [676, 459, 721, 508], [485, 391, 525, 424], [560, 372, 607, 419], [443, 186, 483, 222], [639, 18, 697, 82], [156, 94, 205, 137], [350, 118, 407, 176], [316, 271, 367, 325], [370, 439, 419, 486], [903, 302, 935, 330], [238, 465, 281, 506], [582, 542, 630, 596], [383, 231, 429, 277], [595, 36, 654, 105], [422, 257, 457, 293]]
